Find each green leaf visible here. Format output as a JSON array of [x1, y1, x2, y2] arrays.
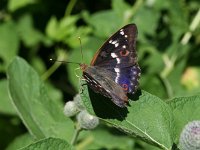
[[64, 26, 92, 48], [140, 75, 166, 99], [168, 0, 189, 42], [167, 95, 200, 143], [141, 46, 164, 74], [46, 16, 77, 41], [0, 21, 19, 71], [7, 57, 74, 141], [83, 10, 122, 38], [91, 128, 135, 149], [112, 0, 131, 20], [77, 127, 135, 150], [8, 0, 36, 12], [0, 79, 16, 115], [17, 14, 48, 47], [20, 137, 72, 150], [133, 7, 159, 42], [81, 84, 174, 149], [6, 133, 34, 150]]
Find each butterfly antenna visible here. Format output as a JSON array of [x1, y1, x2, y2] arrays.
[[78, 37, 84, 64], [49, 58, 81, 65]]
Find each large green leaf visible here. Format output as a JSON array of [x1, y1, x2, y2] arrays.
[[6, 133, 34, 150], [81, 84, 174, 150], [0, 79, 16, 115], [77, 128, 135, 150], [168, 95, 200, 143], [7, 57, 74, 141], [20, 137, 72, 150]]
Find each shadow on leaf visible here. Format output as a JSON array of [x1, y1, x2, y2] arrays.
[[88, 88, 141, 121]]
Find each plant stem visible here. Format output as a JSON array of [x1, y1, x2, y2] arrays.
[[41, 49, 67, 81], [160, 74, 173, 98], [71, 124, 82, 145], [76, 136, 93, 150], [181, 8, 200, 45], [65, 0, 77, 17]]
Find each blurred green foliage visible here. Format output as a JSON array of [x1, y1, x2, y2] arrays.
[[0, 0, 200, 149]]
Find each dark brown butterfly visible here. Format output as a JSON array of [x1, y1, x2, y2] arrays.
[[80, 24, 141, 107]]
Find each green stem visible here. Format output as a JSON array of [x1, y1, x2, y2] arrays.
[[41, 49, 67, 81], [160, 74, 173, 98], [76, 136, 93, 150], [71, 124, 82, 145], [65, 0, 77, 17], [181, 8, 200, 45]]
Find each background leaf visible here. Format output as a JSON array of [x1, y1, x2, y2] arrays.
[[7, 57, 74, 141], [20, 137, 72, 150], [6, 133, 34, 150], [0, 79, 16, 115], [0, 21, 19, 71], [168, 95, 200, 143]]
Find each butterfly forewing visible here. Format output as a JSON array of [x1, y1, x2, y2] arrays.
[[90, 24, 138, 68]]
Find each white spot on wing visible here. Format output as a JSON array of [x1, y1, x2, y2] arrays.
[[133, 71, 137, 75], [111, 40, 117, 44], [125, 35, 128, 38], [120, 29, 124, 35], [110, 40, 119, 47], [122, 45, 126, 48], [114, 68, 120, 83], [111, 53, 117, 58], [114, 68, 120, 72], [116, 58, 120, 64]]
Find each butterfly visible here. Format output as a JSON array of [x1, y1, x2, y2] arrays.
[[80, 24, 141, 107]]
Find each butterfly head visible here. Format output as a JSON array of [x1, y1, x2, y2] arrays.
[[80, 63, 88, 71]]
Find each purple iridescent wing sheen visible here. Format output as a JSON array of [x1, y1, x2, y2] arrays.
[[90, 24, 141, 94]]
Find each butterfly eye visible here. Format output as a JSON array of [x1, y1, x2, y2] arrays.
[[122, 84, 129, 91], [120, 50, 129, 56]]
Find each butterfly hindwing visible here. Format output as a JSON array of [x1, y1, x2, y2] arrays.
[[83, 66, 128, 107], [111, 65, 141, 94]]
